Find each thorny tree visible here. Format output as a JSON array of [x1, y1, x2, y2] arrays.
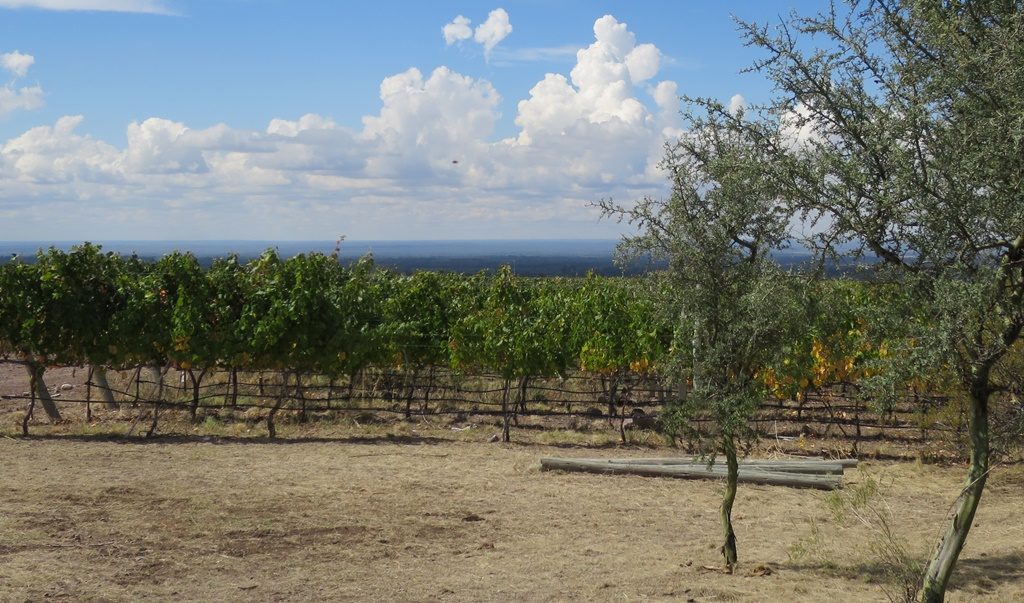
[[716, 1, 1024, 599], [599, 105, 803, 572]]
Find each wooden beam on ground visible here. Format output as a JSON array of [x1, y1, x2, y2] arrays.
[[602, 459, 846, 475], [569, 458, 856, 472], [540, 457, 842, 490]]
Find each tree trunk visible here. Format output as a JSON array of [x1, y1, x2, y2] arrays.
[[501, 377, 511, 442], [919, 380, 990, 603], [133, 366, 142, 402], [347, 371, 357, 403], [296, 372, 307, 423], [404, 367, 420, 420], [92, 365, 118, 409], [146, 403, 160, 438], [85, 366, 93, 421], [422, 366, 436, 413], [24, 362, 61, 422], [229, 368, 239, 406], [267, 372, 288, 439], [721, 436, 739, 573], [606, 375, 620, 420], [517, 375, 529, 414], [150, 364, 165, 401], [188, 368, 207, 422], [22, 380, 35, 436]]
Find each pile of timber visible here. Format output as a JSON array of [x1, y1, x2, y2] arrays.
[[539, 456, 858, 491]]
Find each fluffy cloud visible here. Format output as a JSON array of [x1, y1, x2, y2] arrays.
[[0, 0, 175, 14], [1, 51, 34, 77], [651, 81, 679, 113], [1, 115, 120, 183], [0, 83, 43, 117], [442, 15, 472, 45], [266, 113, 338, 137], [0, 14, 688, 239], [473, 8, 512, 60], [442, 8, 512, 60], [0, 50, 43, 117], [124, 118, 210, 174], [624, 44, 659, 83], [364, 67, 499, 147], [780, 102, 825, 149], [728, 94, 745, 116], [514, 15, 673, 144]]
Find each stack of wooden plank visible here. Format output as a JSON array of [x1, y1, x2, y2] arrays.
[[539, 456, 858, 490]]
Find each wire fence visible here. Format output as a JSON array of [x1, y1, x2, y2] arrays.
[[0, 360, 960, 448]]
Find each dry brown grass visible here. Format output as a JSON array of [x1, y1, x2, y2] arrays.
[[2, 364, 1021, 601], [0, 428, 1022, 602]]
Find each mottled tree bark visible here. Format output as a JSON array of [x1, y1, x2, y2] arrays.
[[24, 362, 61, 422], [92, 365, 118, 409], [920, 376, 990, 602], [720, 436, 739, 573]]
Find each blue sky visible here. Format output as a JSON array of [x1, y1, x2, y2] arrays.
[[0, 0, 825, 241]]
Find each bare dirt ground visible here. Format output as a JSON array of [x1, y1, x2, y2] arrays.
[[0, 363, 83, 398], [1, 430, 1022, 602], [1, 362, 1021, 601]]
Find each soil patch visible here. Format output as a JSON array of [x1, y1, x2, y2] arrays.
[[0, 437, 1021, 601]]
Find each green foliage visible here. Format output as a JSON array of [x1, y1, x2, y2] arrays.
[[0, 250, 671, 386], [451, 266, 569, 379], [601, 103, 807, 454], [572, 273, 664, 375], [0, 244, 126, 365], [380, 270, 467, 370], [239, 251, 380, 375], [718, 1, 1024, 597]]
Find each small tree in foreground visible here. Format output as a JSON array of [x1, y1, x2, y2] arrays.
[[600, 109, 803, 572], [720, 1, 1024, 599]]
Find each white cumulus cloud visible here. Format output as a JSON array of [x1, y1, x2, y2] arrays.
[[266, 113, 338, 137], [1, 115, 120, 183], [780, 102, 824, 149], [650, 80, 679, 113], [443, 8, 512, 61], [361, 66, 500, 178], [442, 15, 473, 45], [0, 84, 44, 117], [624, 44, 659, 83], [0, 13, 692, 240], [473, 8, 512, 60], [514, 14, 675, 145], [125, 118, 209, 174], [728, 93, 745, 116], [1, 51, 34, 77], [0, 50, 44, 117]]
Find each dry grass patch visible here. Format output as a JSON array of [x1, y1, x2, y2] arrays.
[[0, 435, 1022, 602]]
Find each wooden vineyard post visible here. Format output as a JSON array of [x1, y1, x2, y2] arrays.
[[22, 374, 36, 436], [85, 365, 93, 422], [501, 377, 511, 443], [266, 372, 288, 439], [296, 372, 307, 423]]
